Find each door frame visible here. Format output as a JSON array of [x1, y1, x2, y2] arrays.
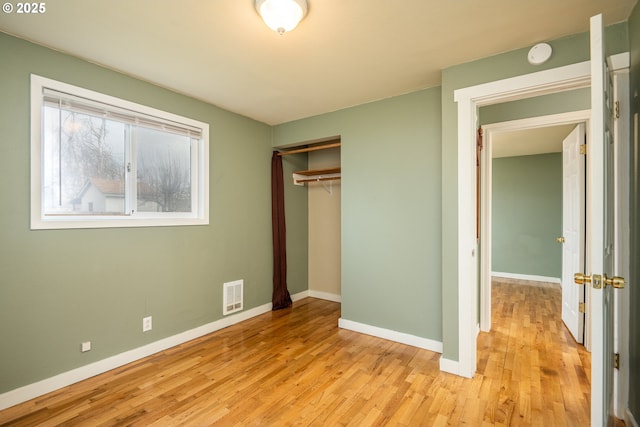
[[612, 68, 631, 421], [452, 53, 628, 380], [480, 111, 591, 335]]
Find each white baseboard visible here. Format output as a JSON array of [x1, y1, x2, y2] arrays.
[[291, 290, 309, 302], [308, 290, 341, 303], [627, 408, 640, 427], [439, 357, 460, 375], [492, 271, 561, 284], [335, 320, 473, 378], [439, 326, 480, 378], [0, 290, 309, 411], [337, 318, 442, 353]]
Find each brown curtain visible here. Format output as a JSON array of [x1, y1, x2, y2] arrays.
[[476, 127, 483, 240], [271, 151, 292, 310]]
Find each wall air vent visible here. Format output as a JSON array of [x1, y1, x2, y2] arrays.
[[223, 280, 243, 315]]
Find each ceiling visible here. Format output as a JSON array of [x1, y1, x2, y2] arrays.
[[491, 124, 576, 158], [0, 1, 636, 125]]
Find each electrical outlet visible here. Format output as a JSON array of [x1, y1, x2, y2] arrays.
[[142, 316, 152, 332], [81, 341, 91, 352]]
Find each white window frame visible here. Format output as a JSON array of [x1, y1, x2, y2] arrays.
[[30, 74, 209, 229]]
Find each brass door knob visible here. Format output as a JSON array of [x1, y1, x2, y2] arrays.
[[574, 272, 591, 285], [604, 275, 625, 289], [556, 237, 565, 244]]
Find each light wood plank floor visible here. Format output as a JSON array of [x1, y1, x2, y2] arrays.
[[0, 280, 591, 426]]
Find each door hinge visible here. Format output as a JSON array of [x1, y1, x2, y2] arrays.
[[579, 144, 587, 155], [579, 302, 586, 313], [614, 353, 620, 370], [615, 101, 620, 119]]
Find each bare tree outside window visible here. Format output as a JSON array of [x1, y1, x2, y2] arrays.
[[33, 75, 209, 229], [43, 110, 194, 215], [43, 107, 125, 214], [136, 127, 192, 213]]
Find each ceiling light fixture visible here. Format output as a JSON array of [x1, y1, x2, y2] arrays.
[[255, 0, 308, 35]]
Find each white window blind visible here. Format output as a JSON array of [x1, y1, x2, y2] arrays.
[[31, 74, 210, 229], [42, 88, 202, 138]]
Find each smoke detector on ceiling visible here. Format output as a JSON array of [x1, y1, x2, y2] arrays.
[[528, 43, 552, 65]]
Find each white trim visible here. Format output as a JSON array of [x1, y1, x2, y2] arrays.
[[291, 290, 309, 302], [455, 61, 591, 106], [439, 357, 460, 375], [610, 52, 630, 71], [455, 55, 628, 104], [455, 53, 627, 107], [30, 74, 210, 230], [308, 290, 342, 303], [491, 272, 561, 284], [481, 110, 589, 332], [589, 16, 609, 426], [483, 110, 592, 133], [454, 53, 629, 380], [456, 84, 479, 379], [627, 408, 640, 427], [0, 290, 308, 411], [613, 68, 631, 420], [338, 318, 443, 353], [480, 127, 492, 333]]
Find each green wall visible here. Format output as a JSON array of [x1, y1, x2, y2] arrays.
[[480, 88, 588, 281], [628, 2, 640, 421], [480, 88, 590, 125], [0, 32, 308, 394], [492, 154, 562, 278], [2, 12, 637, 406], [275, 22, 628, 364], [274, 88, 443, 341], [441, 23, 628, 361]]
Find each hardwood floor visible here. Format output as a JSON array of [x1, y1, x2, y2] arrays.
[[0, 280, 591, 426]]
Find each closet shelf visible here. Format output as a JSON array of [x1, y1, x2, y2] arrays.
[[293, 167, 341, 186], [277, 141, 340, 156]]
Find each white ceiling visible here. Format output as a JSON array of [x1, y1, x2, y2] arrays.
[[491, 125, 576, 158], [0, 0, 636, 125]]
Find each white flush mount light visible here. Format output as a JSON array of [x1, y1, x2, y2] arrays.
[[255, 0, 308, 35], [527, 43, 552, 65]]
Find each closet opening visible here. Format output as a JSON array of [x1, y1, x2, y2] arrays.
[[278, 137, 342, 303]]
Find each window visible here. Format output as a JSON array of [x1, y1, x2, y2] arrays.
[[31, 75, 209, 229]]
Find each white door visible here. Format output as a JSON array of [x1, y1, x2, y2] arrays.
[[589, 13, 616, 427], [561, 123, 585, 343]]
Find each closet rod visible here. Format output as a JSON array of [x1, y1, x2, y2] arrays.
[[277, 142, 341, 156]]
